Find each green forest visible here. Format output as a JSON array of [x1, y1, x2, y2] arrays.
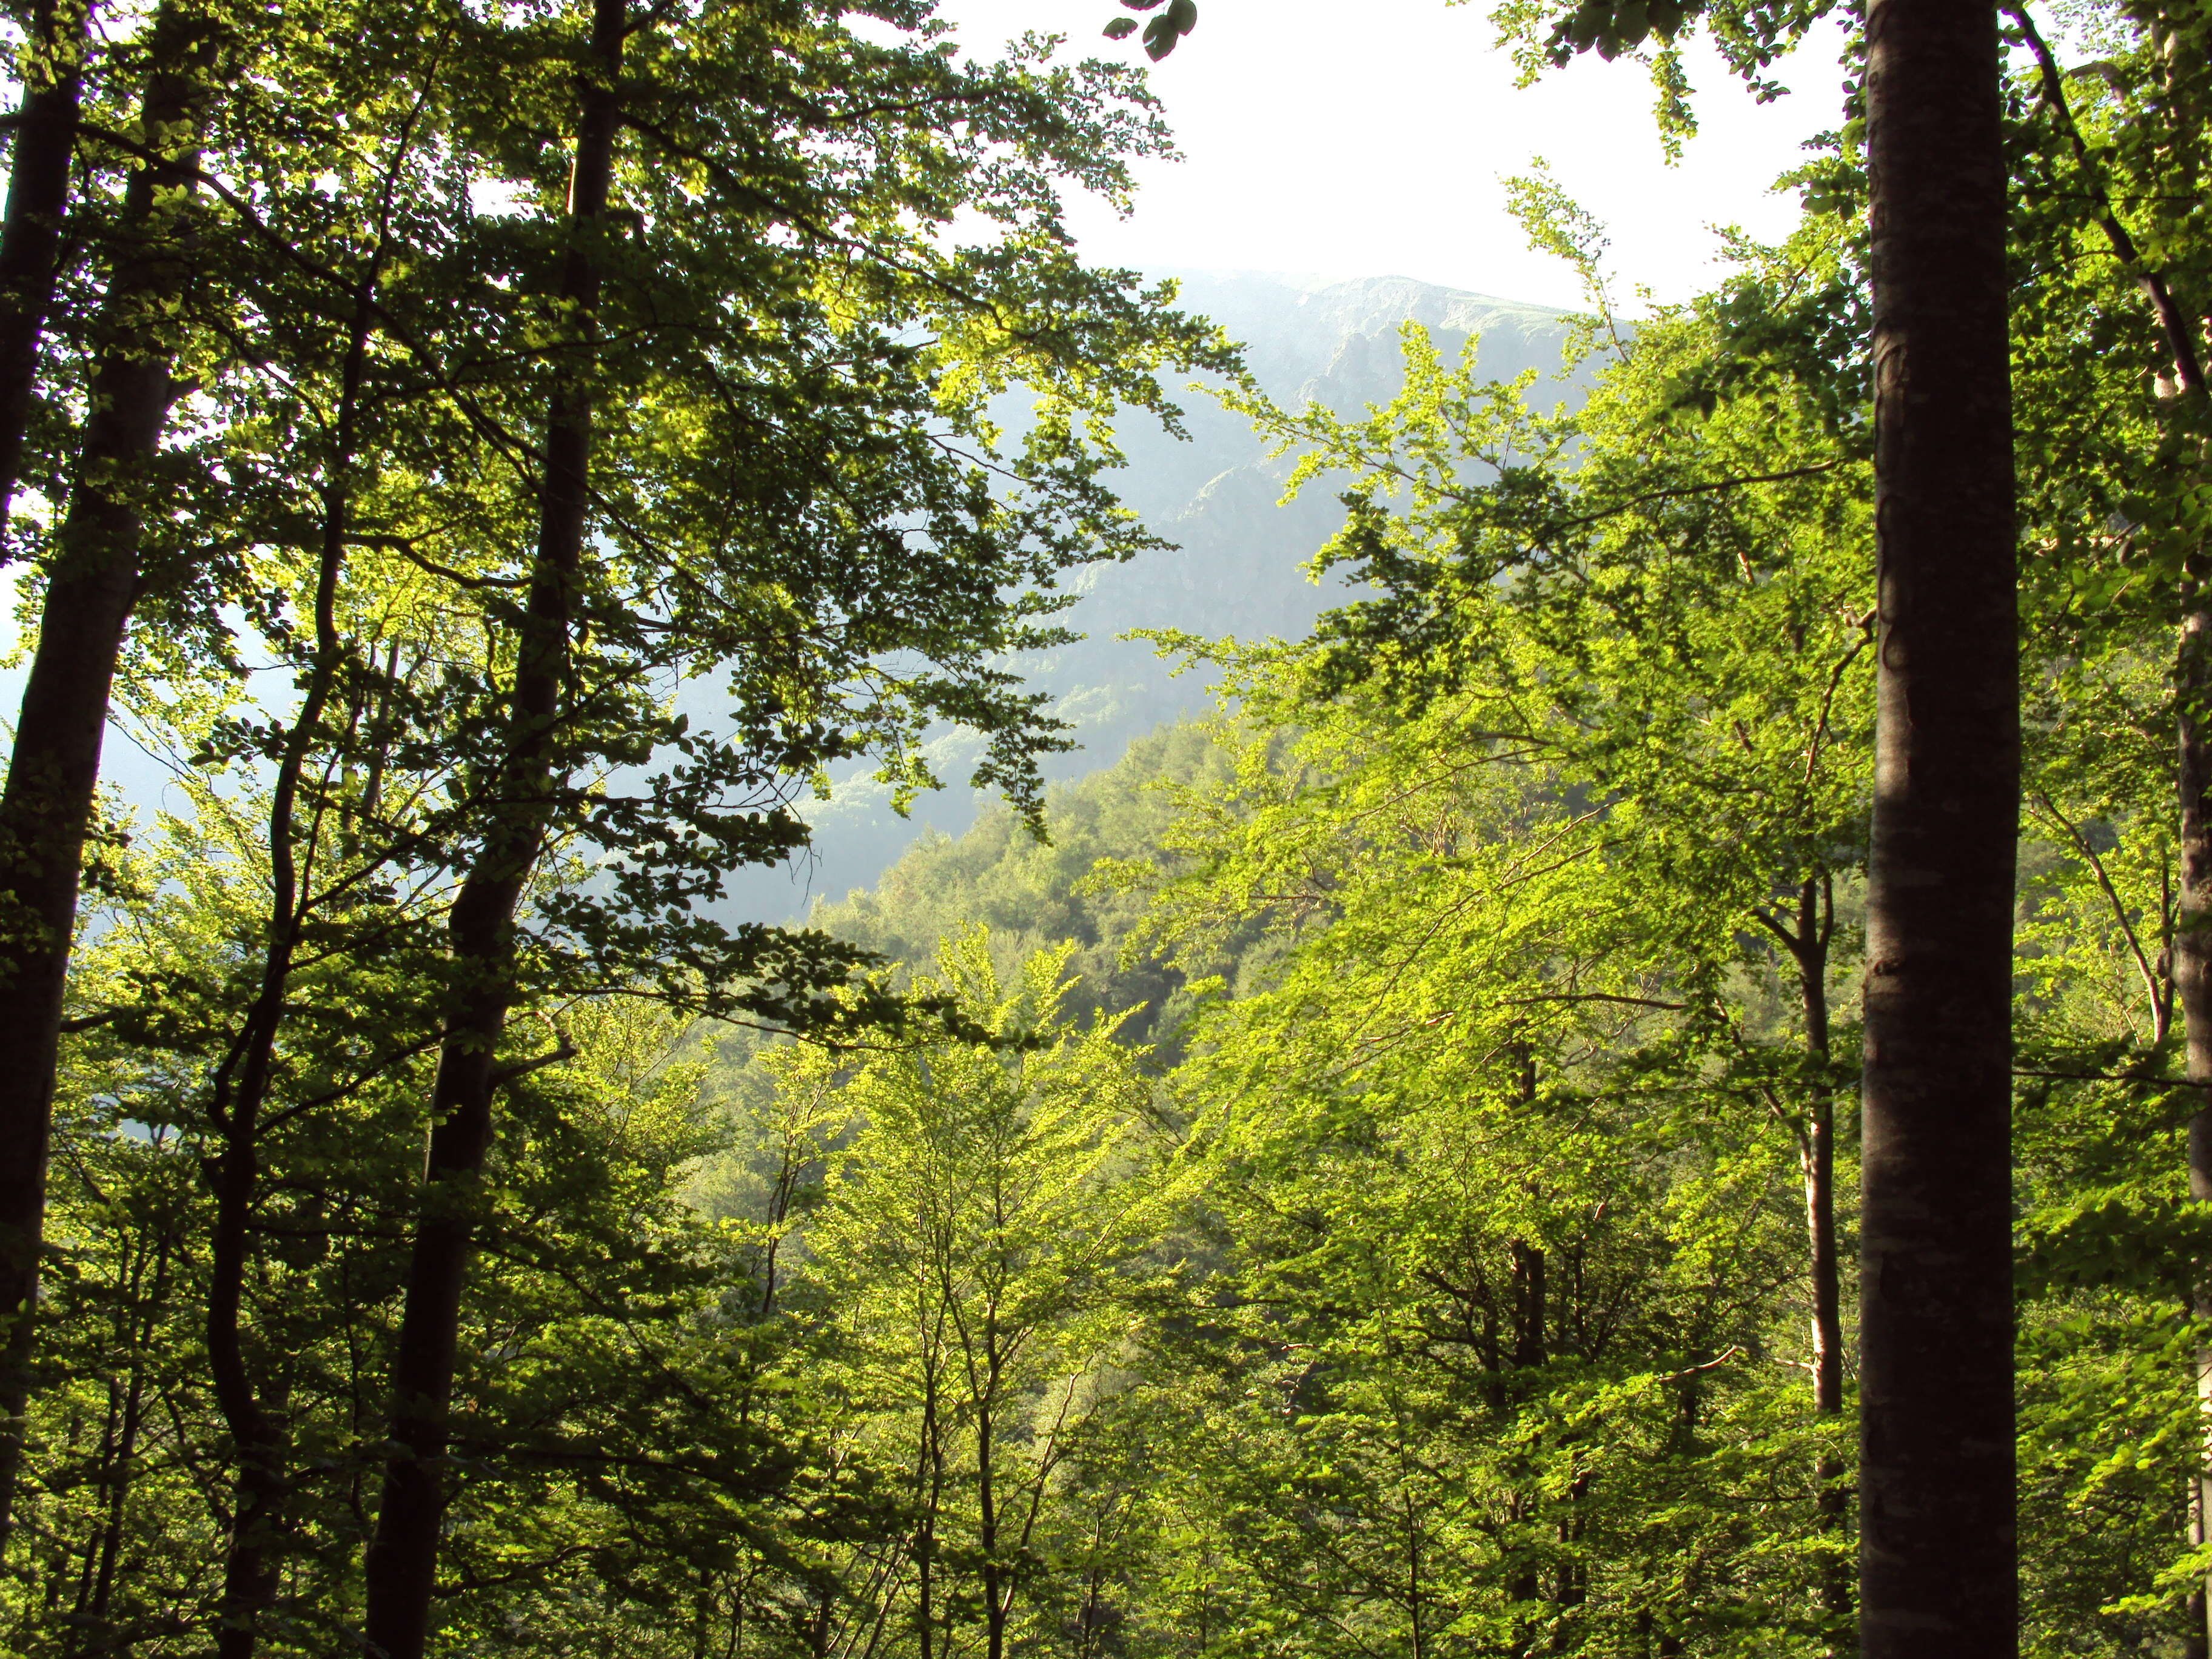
[[0, 0, 2194, 1652]]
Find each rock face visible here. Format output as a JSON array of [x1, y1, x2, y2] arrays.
[[723, 269, 1574, 920]]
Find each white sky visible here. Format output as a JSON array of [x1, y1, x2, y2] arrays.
[[937, 0, 1851, 309]]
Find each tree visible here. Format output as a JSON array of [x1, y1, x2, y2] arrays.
[[1495, 0, 2023, 1644], [220, 2, 1220, 1648], [1105, 191, 1874, 1644], [1851, 8, 2021, 1651], [0, 0, 225, 1538], [797, 931, 1176, 1659]]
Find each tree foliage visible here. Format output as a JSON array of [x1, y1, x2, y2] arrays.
[[13, 0, 2212, 1654]]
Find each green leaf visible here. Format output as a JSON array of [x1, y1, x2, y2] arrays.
[[1142, 12, 1180, 58], [1166, 0, 1197, 32], [1103, 16, 1138, 37]]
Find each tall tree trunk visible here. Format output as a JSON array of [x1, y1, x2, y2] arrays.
[[0, 0, 89, 538], [0, 8, 214, 1546], [204, 485, 343, 1659], [1505, 1235, 1546, 1658], [360, 5, 623, 1651], [98, 1235, 159, 1612], [1857, 0, 2020, 1652], [2181, 612, 2212, 1659], [207, 167, 398, 1659], [1789, 876, 1844, 1425], [916, 1361, 942, 1659], [1503, 1051, 1546, 1657]]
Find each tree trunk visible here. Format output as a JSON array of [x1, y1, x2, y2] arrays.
[[916, 1366, 941, 1659], [64, 1225, 154, 1658], [1509, 1240, 1546, 1371], [0, 0, 89, 538], [206, 188, 392, 1659], [0, 8, 214, 1546], [1775, 875, 1851, 1646], [77, 1231, 159, 1654], [1503, 1051, 1546, 1655], [2180, 612, 2212, 1659], [979, 1339, 1006, 1659], [1857, 0, 2020, 1653], [1505, 1236, 1546, 1657], [1789, 876, 1845, 1423], [204, 515, 338, 1659], [359, 5, 623, 1652]]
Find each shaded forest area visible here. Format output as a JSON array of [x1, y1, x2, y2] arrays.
[[0, 0, 2204, 1654]]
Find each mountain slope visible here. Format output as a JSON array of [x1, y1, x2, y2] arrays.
[[725, 270, 1573, 919]]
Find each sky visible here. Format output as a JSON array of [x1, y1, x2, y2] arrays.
[[934, 0, 1851, 310]]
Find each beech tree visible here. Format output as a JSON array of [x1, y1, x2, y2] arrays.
[[1089, 198, 1870, 1646], [794, 933, 1175, 1659], [0, 0, 229, 1538]]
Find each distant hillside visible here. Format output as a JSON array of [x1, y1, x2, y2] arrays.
[[806, 720, 1267, 1054], [721, 270, 1574, 920]]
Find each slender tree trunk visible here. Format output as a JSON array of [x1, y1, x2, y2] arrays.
[[1509, 1240, 1546, 1371], [1403, 1476, 1424, 1659], [65, 1236, 133, 1645], [1776, 875, 1851, 1646], [0, 0, 89, 538], [204, 521, 338, 1659], [1505, 1236, 1546, 1658], [360, 6, 623, 1652], [1857, 0, 2020, 1653], [84, 1233, 160, 1649], [1547, 1469, 1588, 1656], [979, 1378, 1004, 1659], [692, 1566, 716, 1659], [206, 185, 396, 1659], [0, 8, 214, 1546], [916, 1363, 941, 1659], [1503, 1051, 1546, 1658], [65, 1386, 117, 1626], [1790, 877, 1845, 1423]]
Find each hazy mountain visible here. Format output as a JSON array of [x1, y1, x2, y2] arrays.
[[727, 269, 1575, 920]]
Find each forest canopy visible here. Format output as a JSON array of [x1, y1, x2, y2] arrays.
[[0, 0, 2204, 1655]]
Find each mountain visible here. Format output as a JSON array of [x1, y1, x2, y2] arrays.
[[725, 270, 1575, 920]]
